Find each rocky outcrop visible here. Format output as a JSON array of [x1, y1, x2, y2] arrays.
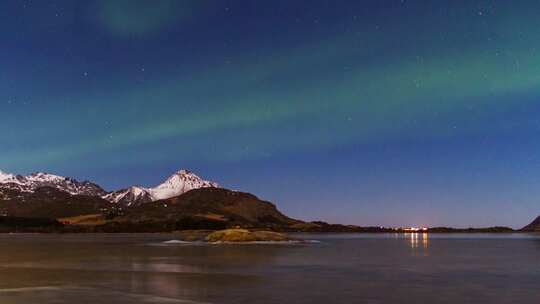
[[205, 229, 291, 242]]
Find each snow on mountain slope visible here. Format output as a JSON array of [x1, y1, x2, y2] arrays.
[[0, 169, 219, 206], [102, 170, 219, 205], [26, 172, 65, 184], [0, 170, 107, 197], [103, 186, 153, 206], [149, 170, 219, 200], [0, 171, 15, 182]]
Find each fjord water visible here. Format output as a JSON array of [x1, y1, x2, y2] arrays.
[[0, 233, 538, 304]]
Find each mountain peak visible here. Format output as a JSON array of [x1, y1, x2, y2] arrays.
[[0, 170, 14, 182], [175, 169, 193, 175], [102, 169, 219, 205], [164, 169, 202, 183], [150, 169, 219, 201]]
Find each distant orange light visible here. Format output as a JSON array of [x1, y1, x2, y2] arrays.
[[402, 227, 429, 232]]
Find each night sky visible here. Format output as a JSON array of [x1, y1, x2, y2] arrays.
[[2, 0, 540, 228]]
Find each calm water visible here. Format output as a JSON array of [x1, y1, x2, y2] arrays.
[[0, 233, 538, 303]]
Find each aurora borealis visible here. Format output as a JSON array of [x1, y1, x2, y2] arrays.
[[2, 0, 540, 227]]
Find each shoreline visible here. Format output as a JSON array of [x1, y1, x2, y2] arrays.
[[0, 216, 530, 234], [0, 229, 534, 234]]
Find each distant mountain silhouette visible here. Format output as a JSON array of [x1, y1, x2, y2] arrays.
[[522, 216, 540, 232]]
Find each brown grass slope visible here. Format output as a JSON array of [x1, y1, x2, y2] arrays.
[[119, 188, 301, 229], [0, 186, 113, 219]]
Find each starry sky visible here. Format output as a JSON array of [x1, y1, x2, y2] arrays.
[[2, 0, 540, 228]]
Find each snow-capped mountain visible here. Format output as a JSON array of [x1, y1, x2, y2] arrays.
[[0, 170, 106, 198], [0, 168, 302, 232], [0, 171, 15, 182], [103, 170, 219, 206], [103, 186, 153, 206], [0, 169, 219, 206], [150, 169, 219, 200]]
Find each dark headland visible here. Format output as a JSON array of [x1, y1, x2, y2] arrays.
[[521, 216, 540, 232]]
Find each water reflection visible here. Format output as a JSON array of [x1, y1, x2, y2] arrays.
[[1, 234, 539, 304], [407, 233, 429, 250]]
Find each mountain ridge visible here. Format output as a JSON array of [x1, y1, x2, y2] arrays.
[[103, 169, 219, 206], [0, 169, 219, 207], [0, 168, 305, 232], [0, 170, 107, 198]]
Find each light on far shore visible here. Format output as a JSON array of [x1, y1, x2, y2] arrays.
[[401, 227, 429, 232]]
